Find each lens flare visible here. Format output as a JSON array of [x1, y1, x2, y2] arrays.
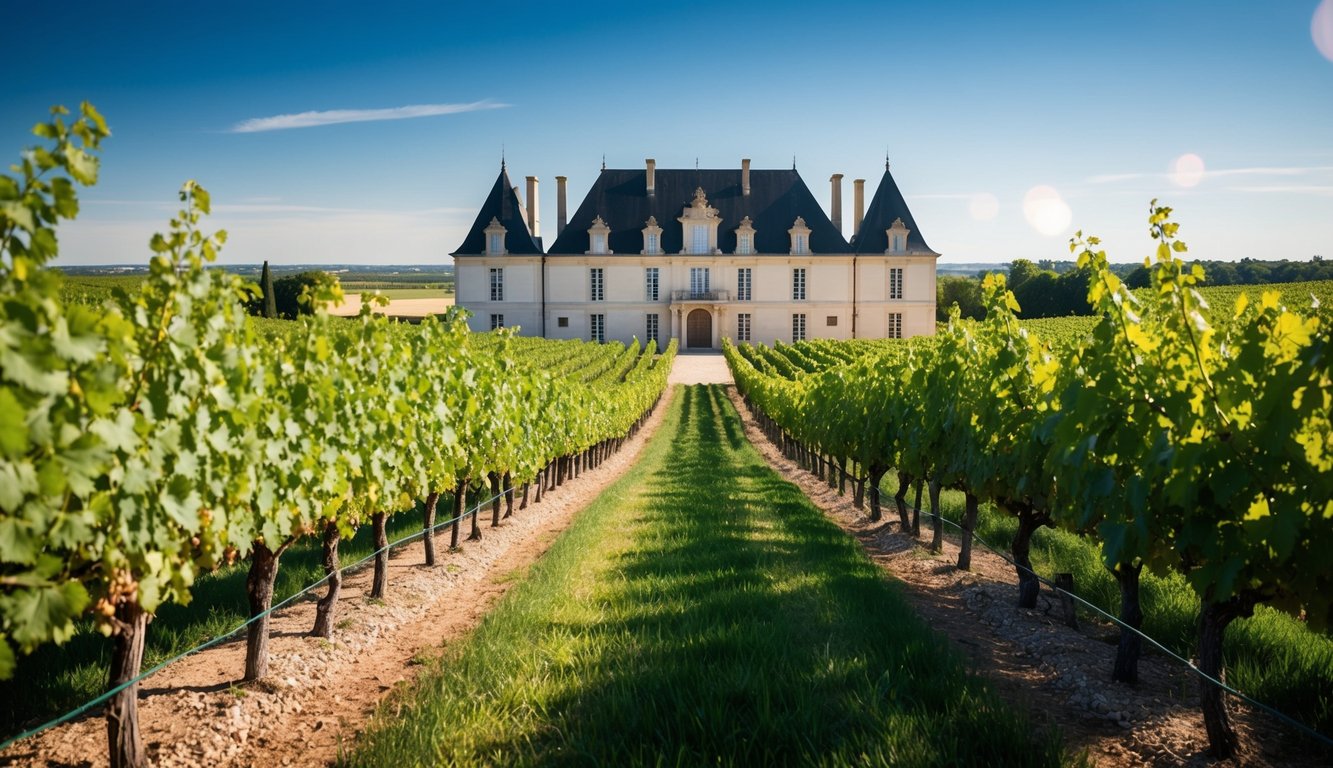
[[1170, 153, 1206, 188], [1315, 0, 1333, 63], [1022, 186, 1071, 237], [969, 192, 999, 221]]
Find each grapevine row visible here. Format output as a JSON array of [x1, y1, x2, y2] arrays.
[[0, 105, 676, 767], [724, 205, 1331, 758]]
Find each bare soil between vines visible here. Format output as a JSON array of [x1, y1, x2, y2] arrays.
[[727, 386, 1327, 768], [0, 389, 673, 768]]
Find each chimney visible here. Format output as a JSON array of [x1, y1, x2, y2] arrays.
[[646, 158, 656, 196], [829, 173, 843, 235], [853, 178, 866, 236], [556, 175, 568, 236], [742, 158, 751, 196], [525, 176, 540, 239]]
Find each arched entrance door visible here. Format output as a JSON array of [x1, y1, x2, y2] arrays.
[[686, 308, 712, 349]]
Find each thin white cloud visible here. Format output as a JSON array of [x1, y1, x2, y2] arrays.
[[1226, 185, 1333, 195], [1084, 165, 1333, 185], [1086, 172, 1148, 185], [229, 100, 509, 133]]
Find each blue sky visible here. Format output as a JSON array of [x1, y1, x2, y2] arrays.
[[6, 0, 1332, 266]]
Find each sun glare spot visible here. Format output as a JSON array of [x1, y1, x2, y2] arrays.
[[969, 193, 999, 221], [1170, 153, 1206, 188], [1022, 186, 1071, 237], [1315, 0, 1333, 63]]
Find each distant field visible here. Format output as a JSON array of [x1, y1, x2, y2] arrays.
[[338, 287, 451, 300], [1019, 278, 1333, 343]]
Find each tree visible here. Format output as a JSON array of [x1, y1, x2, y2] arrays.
[[936, 276, 984, 321], [1007, 258, 1042, 292], [260, 260, 276, 318]]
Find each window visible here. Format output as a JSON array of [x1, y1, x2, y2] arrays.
[[646, 313, 659, 346], [557, 316, 569, 328], [642, 216, 663, 255], [789, 216, 811, 255], [689, 267, 710, 297], [645, 267, 659, 301], [590, 314, 605, 343], [792, 313, 806, 342], [691, 225, 708, 254], [490, 313, 504, 330], [737, 267, 752, 301], [587, 215, 611, 255], [483, 217, 506, 255], [737, 313, 752, 342], [792, 268, 806, 301], [889, 267, 903, 300], [888, 312, 903, 339], [826, 315, 838, 326], [489, 267, 504, 301], [590, 267, 604, 302], [735, 216, 756, 255]]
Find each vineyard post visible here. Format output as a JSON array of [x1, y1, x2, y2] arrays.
[[422, 492, 440, 566], [1110, 562, 1143, 682], [370, 511, 389, 598], [957, 492, 979, 570], [911, 479, 923, 536]]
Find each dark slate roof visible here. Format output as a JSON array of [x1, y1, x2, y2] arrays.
[[451, 165, 542, 255], [852, 166, 937, 256], [546, 168, 851, 255]]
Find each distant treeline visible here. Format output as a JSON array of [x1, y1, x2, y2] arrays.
[[940, 256, 1330, 320]]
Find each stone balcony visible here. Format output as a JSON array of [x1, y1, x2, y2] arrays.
[[670, 289, 731, 303]]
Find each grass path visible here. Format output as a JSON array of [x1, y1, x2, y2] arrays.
[[347, 385, 1071, 767]]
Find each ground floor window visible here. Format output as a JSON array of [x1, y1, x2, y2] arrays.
[[737, 313, 751, 342], [646, 313, 659, 346], [591, 313, 605, 343], [557, 316, 569, 328], [490, 313, 504, 330], [888, 312, 903, 339], [792, 313, 806, 342], [826, 315, 838, 326]]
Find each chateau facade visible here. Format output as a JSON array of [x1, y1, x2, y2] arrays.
[[453, 159, 938, 348]]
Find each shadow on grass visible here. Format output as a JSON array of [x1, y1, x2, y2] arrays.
[[353, 385, 1069, 767]]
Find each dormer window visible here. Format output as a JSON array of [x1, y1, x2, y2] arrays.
[[587, 215, 612, 255], [788, 216, 811, 255], [677, 186, 721, 255], [484, 217, 507, 255], [734, 216, 756, 255], [641, 216, 663, 255], [886, 217, 912, 254]]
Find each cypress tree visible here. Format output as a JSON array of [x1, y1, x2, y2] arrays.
[[261, 260, 277, 318]]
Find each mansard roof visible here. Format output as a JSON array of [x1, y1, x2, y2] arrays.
[[451, 165, 542, 256], [546, 168, 851, 255], [853, 165, 937, 256]]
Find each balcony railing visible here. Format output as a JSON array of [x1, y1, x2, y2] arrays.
[[670, 289, 730, 302]]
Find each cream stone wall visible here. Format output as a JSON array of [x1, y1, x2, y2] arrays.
[[458, 252, 937, 346]]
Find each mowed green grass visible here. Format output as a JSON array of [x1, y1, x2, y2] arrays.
[[346, 385, 1072, 767]]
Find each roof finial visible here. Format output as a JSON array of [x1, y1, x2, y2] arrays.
[[501, 143, 505, 170], [885, 150, 891, 171], [601, 154, 606, 171], [792, 155, 797, 170], [695, 157, 699, 171]]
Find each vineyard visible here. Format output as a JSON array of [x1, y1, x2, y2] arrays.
[[0, 105, 675, 767], [724, 216, 1332, 759]]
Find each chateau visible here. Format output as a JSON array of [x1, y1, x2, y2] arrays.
[[453, 159, 938, 348]]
